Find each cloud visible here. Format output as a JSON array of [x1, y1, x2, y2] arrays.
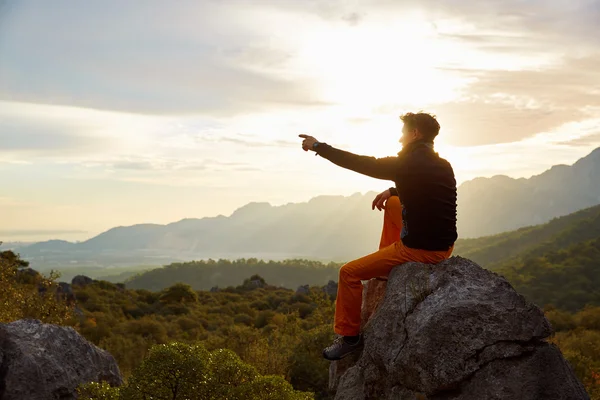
[[0, 123, 109, 154], [0, 1, 327, 116], [0, 229, 88, 237], [462, 55, 600, 106], [558, 133, 600, 147], [423, 53, 600, 146], [257, 0, 599, 45], [107, 158, 213, 172], [217, 136, 297, 148], [0, 114, 115, 157], [0, 101, 171, 161], [431, 101, 587, 146]]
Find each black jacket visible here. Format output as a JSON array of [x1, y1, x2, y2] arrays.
[[315, 140, 457, 251]]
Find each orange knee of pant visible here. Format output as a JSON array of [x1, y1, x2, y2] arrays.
[[384, 196, 403, 222], [339, 263, 361, 286], [386, 195, 401, 208]]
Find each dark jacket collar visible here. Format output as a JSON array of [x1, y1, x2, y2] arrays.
[[397, 140, 435, 156]]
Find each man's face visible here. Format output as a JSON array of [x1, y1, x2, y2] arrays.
[[400, 124, 420, 147]]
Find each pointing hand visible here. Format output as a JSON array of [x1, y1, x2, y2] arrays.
[[299, 134, 319, 152]]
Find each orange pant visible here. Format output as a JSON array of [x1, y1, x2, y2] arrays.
[[334, 196, 454, 336]]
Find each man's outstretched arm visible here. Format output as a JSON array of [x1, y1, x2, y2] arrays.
[[299, 134, 397, 181]]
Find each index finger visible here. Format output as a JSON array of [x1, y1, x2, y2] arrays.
[[298, 134, 310, 138]]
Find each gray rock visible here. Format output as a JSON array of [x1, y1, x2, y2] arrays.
[[296, 284, 310, 295], [431, 343, 589, 400], [323, 280, 338, 298], [72, 275, 94, 286], [0, 319, 122, 400], [333, 256, 589, 400], [57, 282, 76, 303], [248, 279, 265, 289], [16, 267, 40, 280]]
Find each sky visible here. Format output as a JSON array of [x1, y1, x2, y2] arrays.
[[1, 0, 600, 242]]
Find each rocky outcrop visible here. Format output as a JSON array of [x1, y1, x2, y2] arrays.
[[0, 319, 122, 400], [296, 284, 310, 295], [323, 280, 338, 299], [57, 282, 76, 303], [72, 275, 94, 286], [16, 267, 41, 284], [331, 257, 589, 400]]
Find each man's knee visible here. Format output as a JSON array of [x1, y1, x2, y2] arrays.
[[339, 262, 361, 285], [386, 195, 401, 210]]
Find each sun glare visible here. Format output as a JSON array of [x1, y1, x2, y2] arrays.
[[293, 13, 466, 111]]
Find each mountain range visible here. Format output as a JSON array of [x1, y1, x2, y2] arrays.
[[10, 147, 600, 268], [458, 147, 600, 237]]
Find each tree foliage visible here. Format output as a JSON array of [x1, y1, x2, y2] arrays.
[[0, 247, 73, 324], [125, 258, 341, 292], [79, 342, 313, 400], [498, 238, 600, 311]]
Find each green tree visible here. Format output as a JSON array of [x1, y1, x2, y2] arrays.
[[82, 342, 314, 400], [159, 283, 198, 304], [0, 247, 73, 324], [122, 342, 211, 400], [78, 382, 120, 400]]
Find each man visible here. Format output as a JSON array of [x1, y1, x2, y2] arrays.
[[299, 112, 457, 361]]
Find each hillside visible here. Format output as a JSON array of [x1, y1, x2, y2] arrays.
[[498, 237, 600, 312], [125, 258, 341, 292], [458, 147, 600, 237], [454, 203, 600, 269]]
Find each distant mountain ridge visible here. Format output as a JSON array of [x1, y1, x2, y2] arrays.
[[15, 147, 600, 266], [458, 147, 600, 237]]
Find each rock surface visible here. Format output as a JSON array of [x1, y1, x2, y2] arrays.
[[0, 319, 122, 400], [296, 284, 310, 295], [331, 256, 589, 400], [72, 275, 94, 286], [323, 280, 338, 299]]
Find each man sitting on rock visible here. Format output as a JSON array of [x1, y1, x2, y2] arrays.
[[299, 112, 458, 360]]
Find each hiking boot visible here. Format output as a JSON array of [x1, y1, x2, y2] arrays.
[[322, 335, 364, 361]]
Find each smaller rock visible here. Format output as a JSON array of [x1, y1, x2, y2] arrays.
[[249, 279, 265, 288], [72, 275, 94, 286], [210, 286, 220, 293], [16, 268, 41, 284], [57, 282, 76, 303], [323, 280, 338, 299], [17, 267, 40, 278], [296, 284, 310, 295]]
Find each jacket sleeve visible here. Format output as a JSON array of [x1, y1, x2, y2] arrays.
[[315, 143, 398, 180]]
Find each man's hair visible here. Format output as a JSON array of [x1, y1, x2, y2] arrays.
[[400, 112, 440, 142]]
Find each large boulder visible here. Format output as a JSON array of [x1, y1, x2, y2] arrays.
[[332, 256, 589, 400], [0, 319, 122, 400]]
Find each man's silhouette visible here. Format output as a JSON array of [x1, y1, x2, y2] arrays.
[[299, 112, 457, 360]]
